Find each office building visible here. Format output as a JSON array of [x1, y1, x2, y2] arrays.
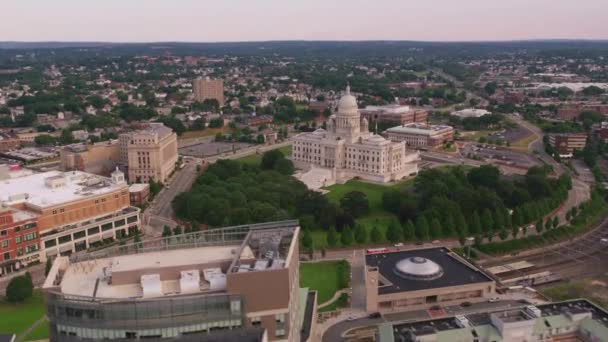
[[60, 141, 121, 177], [379, 299, 608, 342], [128, 183, 150, 206], [360, 104, 428, 125], [193, 77, 225, 106], [0, 207, 40, 275], [548, 133, 587, 157], [292, 86, 419, 185], [384, 123, 454, 149], [43, 221, 315, 342], [119, 123, 178, 183], [365, 247, 496, 313], [0, 168, 140, 260]]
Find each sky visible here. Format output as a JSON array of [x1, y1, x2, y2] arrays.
[[1, 0, 607, 42]]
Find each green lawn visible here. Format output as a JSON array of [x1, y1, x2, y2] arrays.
[[299, 261, 349, 304], [0, 290, 46, 337], [237, 145, 292, 166], [319, 293, 350, 313], [24, 320, 48, 341]]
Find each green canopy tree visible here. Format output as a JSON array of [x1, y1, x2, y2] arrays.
[[340, 191, 370, 218], [403, 220, 416, 240], [6, 272, 33, 303], [430, 218, 442, 240], [469, 212, 482, 236], [326, 226, 338, 248], [301, 228, 313, 249], [386, 219, 402, 243], [370, 226, 382, 243], [340, 226, 354, 246], [415, 216, 430, 241], [354, 224, 368, 244]]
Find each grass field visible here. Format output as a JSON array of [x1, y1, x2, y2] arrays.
[[236, 145, 292, 166], [0, 290, 46, 338], [24, 320, 48, 341], [510, 133, 538, 150], [299, 261, 349, 304]]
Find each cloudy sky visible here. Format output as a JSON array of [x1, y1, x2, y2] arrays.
[[1, 0, 606, 42]]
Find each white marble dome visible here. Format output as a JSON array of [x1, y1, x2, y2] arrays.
[[338, 85, 358, 113], [394, 257, 444, 281]]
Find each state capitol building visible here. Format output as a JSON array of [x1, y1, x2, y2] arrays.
[[292, 86, 419, 185]]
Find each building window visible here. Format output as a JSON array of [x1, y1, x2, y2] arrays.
[[73, 231, 86, 240], [0, 230, 6, 236], [114, 219, 126, 227], [60, 208, 65, 213], [16, 248, 23, 256], [25, 244, 39, 254], [24, 223, 36, 230], [87, 227, 100, 235], [101, 223, 113, 231], [52, 210, 57, 215], [58, 235, 71, 244], [24, 233, 37, 241], [15, 236, 21, 244], [1, 240, 8, 248], [2, 252, 9, 261], [127, 216, 138, 224], [45, 240, 57, 248], [251, 316, 261, 326], [13, 226, 20, 233]]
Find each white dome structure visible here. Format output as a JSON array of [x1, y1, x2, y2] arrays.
[[394, 257, 444, 281], [338, 85, 358, 113]]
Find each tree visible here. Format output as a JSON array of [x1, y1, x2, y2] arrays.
[[415, 216, 430, 241], [484, 82, 497, 95], [321, 248, 326, 258], [498, 229, 509, 241], [429, 218, 442, 240], [5, 273, 33, 303], [469, 212, 482, 235], [261, 149, 284, 170], [327, 226, 338, 247], [370, 226, 382, 243], [536, 219, 544, 234], [386, 219, 402, 243], [552, 216, 559, 229], [172, 226, 182, 236], [454, 210, 468, 236], [545, 218, 552, 231], [273, 158, 294, 175], [301, 228, 313, 249], [403, 220, 415, 240], [354, 224, 368, 244], [481, 209, 494, 235], [208, 118, 224, 128], [45, 257, 53, 276], [442, 213, 456, 237], [340, 226, 354, 246], [34, 134, 57, 146], [162, 225, 172, 237], [340, 191, 369, 218]]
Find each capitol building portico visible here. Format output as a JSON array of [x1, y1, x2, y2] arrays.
[[292, 86, 419, 186]]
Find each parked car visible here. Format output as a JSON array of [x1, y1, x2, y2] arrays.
[[394, 243, 404, 247], [488, 297, 500, 303], [460, 301, 472, 307], [347, 316, 356, 321], [368, 312, 382, 319]]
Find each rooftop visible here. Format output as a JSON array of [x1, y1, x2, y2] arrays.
[[366, 247, 493, 294], [0, 170, 127, 209], [386, 123, 453, 135]]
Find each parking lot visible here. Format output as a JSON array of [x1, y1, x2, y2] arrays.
[[461, 143, 539, 168], [178, 141, 252, 158]]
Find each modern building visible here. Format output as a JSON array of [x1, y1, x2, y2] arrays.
[[365, 247, 495, 313], [0, 207, 40, 276], [119, 123, 178, 183], [60, 141, 121, 177], [548, 133, 587, 157], [43, 221, 315, 342], [360, 104, 428, 125], [292, 86, 419, 185], [451, 108, 491, 118], [384, 123, 454, 150], [0, 168, 140, 260], [193, 77, 225, 106], [378, 299, 608, 342]]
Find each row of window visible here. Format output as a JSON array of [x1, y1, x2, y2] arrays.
[[0, 232, 36, 245], [44, 216, 138, 249]]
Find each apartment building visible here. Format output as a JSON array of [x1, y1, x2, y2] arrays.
[[385, 123, 454, 149], [0, 207, 40, 276], [119, 123, 178, 183], [43, 221, 315, 342], [548, 133, 587, 157], [193, 77, 225, 106], [0, 168, 140, 260]]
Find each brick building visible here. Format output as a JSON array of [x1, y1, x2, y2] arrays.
[[0, 207, 41, 276], [384, 123, 454, 150], [360, 104, 428, 125], [548, 133, 587, 156]]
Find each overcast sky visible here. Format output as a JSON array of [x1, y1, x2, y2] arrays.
[[1, 0, 607, 42]]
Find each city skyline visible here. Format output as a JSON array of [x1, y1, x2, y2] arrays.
[[1, 0, 607, 42]]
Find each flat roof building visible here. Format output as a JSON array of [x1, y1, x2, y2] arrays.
[[384, 123, 454, 150], [0, 168, 140, 261], [193, 77, 225, 106], [548, 133, 587, 157], [379, 299, 608, 342], [360, 104, 428, 125], [365, 247, 495, 313], [451, 108, 491, 118], [119, 123, 178, 184], [60, 141, 120, 177], [43, 221, 307, 342]]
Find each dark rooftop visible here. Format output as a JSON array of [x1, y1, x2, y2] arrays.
[[366, 247, 493, 295], [300, 291, 316, 342]]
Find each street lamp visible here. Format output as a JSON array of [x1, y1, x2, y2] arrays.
[[465, 236, 475, 258]]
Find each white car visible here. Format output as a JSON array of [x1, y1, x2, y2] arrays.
[[601, 238, 608, 244], [394, 243, 404, 247], [488, 297, 500, 303], [432, 240, 440, 244], [347, 316, 356, 321]]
